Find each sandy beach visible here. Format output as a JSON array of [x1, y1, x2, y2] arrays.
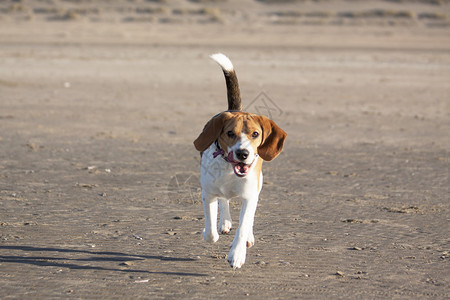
[[0, 0, 449, 298]]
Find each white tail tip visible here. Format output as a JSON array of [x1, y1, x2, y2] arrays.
[[210, 53, 234, 72]]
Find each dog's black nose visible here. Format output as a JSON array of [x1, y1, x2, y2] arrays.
[[235, 149, 249, 161]]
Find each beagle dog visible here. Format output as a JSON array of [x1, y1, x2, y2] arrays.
[[194, 53, 287, 269]]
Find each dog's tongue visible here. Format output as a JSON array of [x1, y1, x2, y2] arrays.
[[227, 151, 234, 162]]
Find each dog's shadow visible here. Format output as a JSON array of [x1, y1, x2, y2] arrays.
[[0, 245, 207, 277]]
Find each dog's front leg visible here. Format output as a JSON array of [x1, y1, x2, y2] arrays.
[[227, 195, 258, 269], [202, 191, 219, 243], [219, 198, 232, 234]]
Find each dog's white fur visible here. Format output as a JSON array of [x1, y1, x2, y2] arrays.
[[210, 53, 234, 72]]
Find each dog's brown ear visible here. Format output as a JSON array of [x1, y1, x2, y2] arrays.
[[255, 116, 287, 161], [194, 112, 233, 152]]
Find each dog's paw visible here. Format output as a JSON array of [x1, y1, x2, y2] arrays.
[[220, 220, 232, 234], [227, 244, 247, 269], [203, 229, 219, 243], [246, 232, 255, 248]]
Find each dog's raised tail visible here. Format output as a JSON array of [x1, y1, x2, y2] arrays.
[[210, 53, 242, 111]]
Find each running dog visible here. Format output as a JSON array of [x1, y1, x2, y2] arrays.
[[194, 53, 286, 269]]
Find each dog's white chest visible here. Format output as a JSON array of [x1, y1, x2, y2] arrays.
[[200, 144, 259, 199]]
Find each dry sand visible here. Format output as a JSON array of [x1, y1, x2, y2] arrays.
[[0, 0, 449, 298]]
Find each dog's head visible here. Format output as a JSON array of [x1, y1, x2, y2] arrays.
[[194, 112, 286, 177]]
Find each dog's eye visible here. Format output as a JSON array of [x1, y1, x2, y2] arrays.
[[251, 131, 259, 138], [227, 131, 235, 138]]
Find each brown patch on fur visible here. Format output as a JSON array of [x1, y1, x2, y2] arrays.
[[254, 115, 287, 161], [193, 112, 234, 152], [218, 112, 263, 154]]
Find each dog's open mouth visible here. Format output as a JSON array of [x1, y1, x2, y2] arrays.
[[227, 152, 251, 177], [233, 162, 250, 177]]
